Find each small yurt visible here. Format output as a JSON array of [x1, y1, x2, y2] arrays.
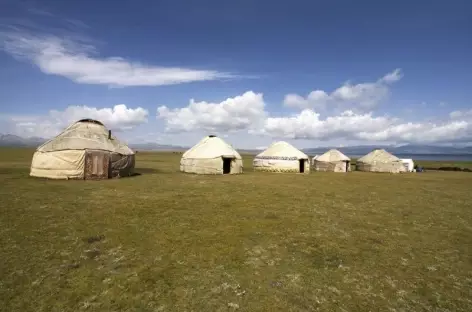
[[356, 149, 406, 173], [253, 141, 310, 173], [180, 135, 243, 174], [30, 119, 135, 180], [400, 159, 415, 172], [313, 149, 351, 172]]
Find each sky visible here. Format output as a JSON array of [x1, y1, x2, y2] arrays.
[[0, 0, 471, 149]]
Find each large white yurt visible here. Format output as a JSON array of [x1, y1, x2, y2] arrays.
[[180, 135, 243, 174], [30, 119, 135, 180], [253, 141, 310, 173], [313, 149, 351, 172], [356, 149, 406, 173]]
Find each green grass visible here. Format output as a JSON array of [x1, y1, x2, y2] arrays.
[[1, 148, 472, 311]]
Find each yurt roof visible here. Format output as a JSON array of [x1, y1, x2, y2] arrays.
[[315, 149, 350, 162], [77, 118, 104, 125], [182, 135, 241, 159], [357, 149, 401, 163], [36, 119, 134, 155], [255, 141, 308, 160]]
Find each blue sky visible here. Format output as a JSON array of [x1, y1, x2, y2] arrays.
[[0, 0, 471, 148]]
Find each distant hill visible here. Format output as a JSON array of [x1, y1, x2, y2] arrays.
[[0, 134, 189, 151], [129, 143, 188, 151], [303, 144, 472, 156], [130, 144, 261, 154], [0, 134, 264, 153], [1, 134, 471, 155], [0, 134, 46, 147]]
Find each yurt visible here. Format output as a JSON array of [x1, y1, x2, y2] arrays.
[[400, 159, 415, 172], [313, 149, 351, 172], [253, 141, 310, 173], [180, 135, 243, 174], [30, 119, 135, 180], [356, 149, 406, 173]]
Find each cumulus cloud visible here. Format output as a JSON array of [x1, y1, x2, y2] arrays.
[[261, 110, 396, 140], [157, 91, 267, 133], [4, 104, 148, 138], [450, 109, 472, 119], [260, 108, 472, 144], [154, 88, 472, 145], [49, 104, 148, 130], [1, 32, 233, 87], [4, 102, 472, 145], [6, 118, 62, 139], [379, 68, 403, 83], [284, 69, 403, 111]]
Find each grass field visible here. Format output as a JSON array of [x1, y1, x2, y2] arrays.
[[1, 148, 472, 312]]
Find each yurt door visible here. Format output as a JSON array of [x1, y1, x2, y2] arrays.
[[84, 150, 110, 180], [222, 158, 232, 174], [299, 160, 305, 173], [402, 162, 409, 172]]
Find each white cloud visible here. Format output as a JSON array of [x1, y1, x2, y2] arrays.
[[260, 108, 472, 144], [3, 104, 472, 146], [284, 69, 403, 111], [356, 121, 469, 143], [154, 89, 472, 145], [3, 104, 148, 138], [261, 109, 395, 140], [1, 32, 233, 87], [450, 109, 472, 119], [157, 91, 267, 133], [379, 68, 403, 83], [284, 91, 330, 110], [26, 7, 54, 17], [49, 104, 149, 130]]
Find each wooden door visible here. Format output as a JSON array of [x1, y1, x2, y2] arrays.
[[84, 150, 110, 180]]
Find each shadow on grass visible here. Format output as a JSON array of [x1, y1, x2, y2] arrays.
[[0, 167, 166, 180], [133, 167, 169, 175], [437, 167, 472, 172]]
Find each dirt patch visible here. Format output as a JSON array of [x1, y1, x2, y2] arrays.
[[83, 234, 105, 244]]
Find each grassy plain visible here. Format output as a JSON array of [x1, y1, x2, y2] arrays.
[[1, 148, 471, 311]]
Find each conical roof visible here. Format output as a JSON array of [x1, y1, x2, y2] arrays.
[[183, 135, 241, 159], [357, 149, 400, 163], [36, 119, 134, 155], [255, 141, 308, 159], [315, 149, 350, 162]]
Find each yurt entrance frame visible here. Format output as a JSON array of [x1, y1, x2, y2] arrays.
[[222, 157, 232, 174], [401, 161, 410, 172], [84, 150, 111, 180], [299, 160, 305, 173]]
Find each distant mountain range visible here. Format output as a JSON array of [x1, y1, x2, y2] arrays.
[[303, 145, 472, 156], [1, 133, 471, 155], [0, 134, 46, 147], [129, 142, 188, 151], [0, 134, 189, 151]]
